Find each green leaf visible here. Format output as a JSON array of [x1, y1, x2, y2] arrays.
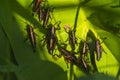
[[77, 73, 118, 80], [0, 0, 120, 80], [0, 0, 67, 80]]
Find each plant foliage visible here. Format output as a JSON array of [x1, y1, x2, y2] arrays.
[[0, 0, 119, 80]]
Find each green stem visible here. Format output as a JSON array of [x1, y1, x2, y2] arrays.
[[73, 1, 81, 32], [69, 1, 91, 80], [69, 63, 74, 80], [73, 0, 90, 32]]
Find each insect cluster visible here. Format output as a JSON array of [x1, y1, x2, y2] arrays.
[[24, 0, 105, 73]]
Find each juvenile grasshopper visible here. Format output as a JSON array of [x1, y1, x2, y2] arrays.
[[95, 39, 102, 61], [45, 23, 60, 55], [69, 30, 76, 50], [78, 40, 88, 69], [37, 1, 49, 22], [43, 7, 51, 27], [57, 45, 79, 67], [38, 5, 44, 21], [32, 0, 43, 12], [25, 24, 36, 52], [96, 37, 107, 61], [81, 41, 88, 55], [64, 25, 77, 51]]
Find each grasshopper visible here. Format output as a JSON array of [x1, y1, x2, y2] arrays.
[[38, 5, 44, 21], [25, 24, 36, 52], [82, 41, 88, 55], [57, 46, 79, 67], [43, 7, 51, 27], [32, 0, 43, 12], [78, 40, 88, 69], [45, 23, 60, 55], [95, 39, 102, 61], [69, 30, 76, 50], [82, 42, 88, 69], [96, 37, 107, 61], [64, 26, 77, 51], [37, 0, 49, 22]]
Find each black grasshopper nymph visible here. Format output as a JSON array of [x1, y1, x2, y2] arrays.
[[45, 23, 59, 55], [81, 57, 88, 69], [43, 7, 51, 27], [69, 30, 76, 50], [96, 37, 107, 61], [82, 42, 88, 69], [64, 25, 77, 51], [78, 40, 88, 69], [58, 46, 79, 67], [32, 0, 43, 12], [25, 24, 36, 52], [82, 42, 88, 55], [96, 39, 102, 61], [38, 5, 44, 21]]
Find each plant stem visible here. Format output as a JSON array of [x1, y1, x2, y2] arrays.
[[73, 1, 81, 32], [74, 0, 90, 32], [69, 63, 74, 80]]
